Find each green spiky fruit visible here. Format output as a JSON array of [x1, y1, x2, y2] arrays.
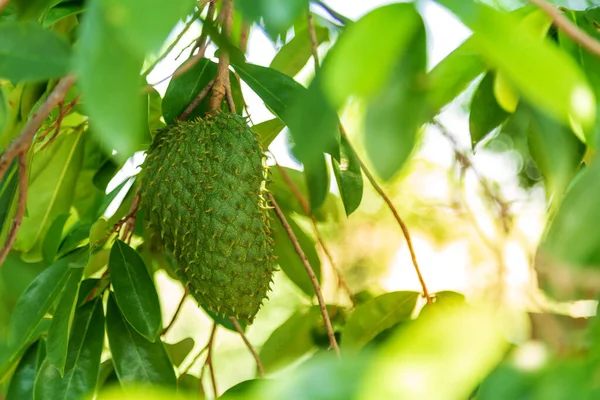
[[140, 112, 276, 323]]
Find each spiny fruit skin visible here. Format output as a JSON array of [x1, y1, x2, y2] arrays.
[[140, 112, 276, 323]]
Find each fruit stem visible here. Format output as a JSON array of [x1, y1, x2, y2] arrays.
[[208, 0, 234, 111]]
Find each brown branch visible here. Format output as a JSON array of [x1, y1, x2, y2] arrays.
[[120, 186, 141, 244], [339, 127, 432, 303], [229, 317, 264, 377], [144, 51, 206, 92], [39, 96, 81, 151], [307, 12, 320, 70], [161, 287, 189, 335], [84, 268, 110, 303], [225, 86, 237, 114], [528, 0, 600, 58], [0, 75, 76, 182], [208, 0, 233, 111], [0, 153, 27, 268], [177, 79, 215, 121], [268, 193, 341, 357], [202, 323, 218, 398], [240, 21, 250, 53]]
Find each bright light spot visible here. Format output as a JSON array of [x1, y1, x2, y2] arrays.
[[513, 341, 548, 371], [568, 300, 598, 318], [571, 85, 595, 128]]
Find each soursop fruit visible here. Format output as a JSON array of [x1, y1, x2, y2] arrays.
[[140, 112, 276, 323]]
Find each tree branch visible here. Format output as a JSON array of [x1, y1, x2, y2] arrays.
[[339, 127, 432, 303], [177, 79, 215, 121], [528, 0, 600, 58], [203, 323, 218, 398], [208, 0, 233, 111], [268, 193, 341, 357], [307, 12, 320, 70], [0, 153, 27, 268], [161, 287, 189, 336], [0, 75, 76, 182], [229, 317, 264, 377]]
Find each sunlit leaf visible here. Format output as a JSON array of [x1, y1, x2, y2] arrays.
[[252, 118, 285, 149], [469, 72, 510, 147], [333, 134, 363, 215], [270, 23, 329, 77], [236, 0, 309, 39], [164, 337, 194, 368]]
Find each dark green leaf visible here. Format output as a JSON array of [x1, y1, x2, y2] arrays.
[[364, 21, 427, 181], [469, 72, 510, 147], [109, 240, 162, 341], [0, 21, 71, 83], [42, 214, 70, 265], [6, 340, 44, 400], [164, 337, 195, 368], [178, 374, 202, 395], [106, 294, 176, 387], [0, 319, 51, 382], [301, 154, 330, 212], [0, 159, 18, 231], [342, 291, 419, 352], [76, 0, 146, 162], [34, 298, 105, 400], [236, 0, 309, 39], [46, 267, 83, 376], [92, 159, 120, 191], [271, 212, 321, 296], [252, 118, 285, 149], [221, 379, 263, 398], [57, 223, 92, 257], [270, 24, 329, 77], [333, 134, 363, 216]]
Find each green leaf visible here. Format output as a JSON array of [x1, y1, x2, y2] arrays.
[[8, 251, 84, 349], [271, 212, 321, 297], [106, 294, 176, 387], [109, 240, 162, 341], [42, 214, 70, 265], [164, 337, 194, 368], [201, 305, 246, 332], [436, 1, 595, 141], [46, 267, 83, 376], [13, 0, 56, 20], [364, 21, 427, 181], [427, 38, 485, 115], [321, 3, 423, 108], [359, 303, 508, 399], [469, 72, 510, 147], [76, 0, 146, 162], [0, 159, 18, 231], [252, 118, 285, 149], [221, 379, 263, 398], [43, 2, 84, 28], [101, 0, 195, 55], [0, 21, 71, 83], [333, 134, 363, 216], [236, 0, 309, 39], [259, 308, 319, 373], [270, 23, 329, 77], [15, 130, 84, 259], [34, 298, 105, 400], [0, 319, 51, 382], [6, 340, 44, 400], [342, 291, 419, 352]]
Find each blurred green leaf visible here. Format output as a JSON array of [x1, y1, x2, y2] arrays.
[[428, 38, 485, 115], [364, 21, 427, 181], [34, 298, 105, 400], [236, 0, 309, 39], [321, 3, 422, 108], [178, 373, 202, 396], [301, 153, 330, 212], [333, 134, 363, 216], [6, 340, 44, 400], [15, 130, 84, 259], [271, 212, 321, 296], [359, 303, 508, 399], [222, 379, 263, 398], [76, 0, 146, 162], [270, 23, 329, 77], [42, 213, 70, 265], [342, 291, 418, 352], [147, 87, 164, 132], [259, 308, 317, 374], [46, 267, 83, 376], [477, 362, 539, 400], [164, 337, 194, 368], [109, 240, 162, 341], [469, 72, 510, 147], [0, 21, 71, 82], [106, 294, 176, 387], [43, 1, 84, 28], [437, 1, 595, 140], [252, 118, 285, 149], [97, 385, 198, 400], [13, 0, 56, 20]]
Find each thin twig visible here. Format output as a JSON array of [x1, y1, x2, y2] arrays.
[[85, 268, 110, 303], [144, 51, 206, 91], [307, 12, 320, 70], [120, 186, 141, 244], [39, 96, 80, 151], [229, 317, 264, 377], [314, 1, 351, 25], [177, 79, 215, 121], [240, 21, 250, 53], [226, 86, 237, 114], [203, 323, 218, 398], [0, 75, 76, 182], [339, 127, 432, 303], [0, 153, 27, 268], [528, 0, 600, 58], [268, 193, 341, 357], [208, 0, 233, 111], [161, 287, 189, 336]]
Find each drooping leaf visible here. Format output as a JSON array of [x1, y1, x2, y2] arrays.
[[45, 267, 84, 376], [34, 298, 105, 400], [0, 21, 71, 83], [469, 72, 510, 147], [270, 23, 329, 77], [76, 0, 146, 162], [106, 294, 176, 387], [436, 0, 595, 140], [236, 0, 309, 39], [342, 291, 419, 352], [333, 134, 363, 216], [5, 340, 44, 400], [364, 20, 427, 181], [109, 240, 162, 341], [0, 319, 51, 382], [252, 118, 285, 149], [271, 212, 321, 296], [41, 214, 70, 265], [164, 337, 195, 368]]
